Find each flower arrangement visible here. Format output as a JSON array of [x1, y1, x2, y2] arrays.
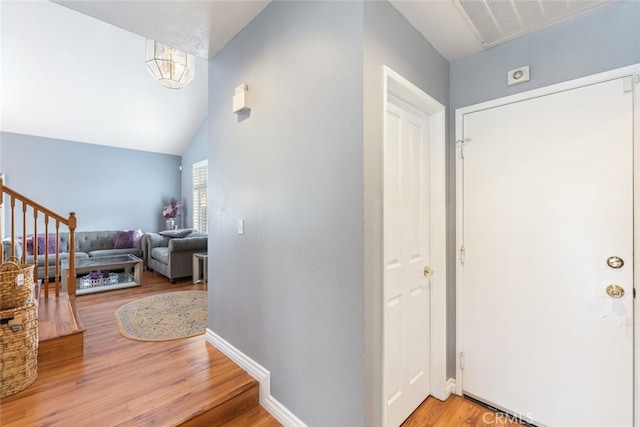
[[162, 197, 181, 219]]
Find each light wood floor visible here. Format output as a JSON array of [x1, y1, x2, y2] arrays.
[[0, 271, 279, 426], [2, 271, 521, 427], [403, 395, 523, 427]]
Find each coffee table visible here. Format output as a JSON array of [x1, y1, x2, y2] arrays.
[[61, 254, 143, 295]]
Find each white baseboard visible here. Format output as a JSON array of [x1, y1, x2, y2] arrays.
[[205, 329, 307, 427], [446, 378, 457, 396]]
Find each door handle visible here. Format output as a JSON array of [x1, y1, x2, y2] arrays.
[[606, 284, 625, 298], [423, 267, 433, 277]]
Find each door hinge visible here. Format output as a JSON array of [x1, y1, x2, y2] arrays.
[[634, 288, 636, 299], [457, 138, 469, 158], [460, 352, 465, 370], [460, 246, 466, 264]]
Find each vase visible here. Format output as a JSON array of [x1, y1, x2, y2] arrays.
[[165, 219, 175, 230]]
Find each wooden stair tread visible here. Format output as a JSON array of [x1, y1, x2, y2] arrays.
[[38, 291, 84, 342], [177, 377, 261, 426], [222, 405, 282, 426], [37, 291, 85, 368]]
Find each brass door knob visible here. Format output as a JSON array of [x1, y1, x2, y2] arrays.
[[606, 284, 625, 298], [423, 267, 433, 277]]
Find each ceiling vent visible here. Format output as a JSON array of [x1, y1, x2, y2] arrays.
[[454, 0, 613, 48]]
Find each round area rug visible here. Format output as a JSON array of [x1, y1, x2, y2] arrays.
[[114, 291, 207, 341]]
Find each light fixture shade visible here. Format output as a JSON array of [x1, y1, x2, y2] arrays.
[[145, 39, 195, 89]]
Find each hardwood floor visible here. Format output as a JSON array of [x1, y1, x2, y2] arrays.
[[3, 271, 523, 427], [0, 271, 279, 426], [403, 395, 523, 427]]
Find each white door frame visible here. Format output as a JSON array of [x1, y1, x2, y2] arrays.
[[382, 66, 448, 423], [455, 64, 640, 423]]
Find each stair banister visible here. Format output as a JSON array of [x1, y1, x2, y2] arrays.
[[0, 174, 78, 297]]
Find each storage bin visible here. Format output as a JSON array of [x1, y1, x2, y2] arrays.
[[0, 298, 38, 398], [0, 258, 35, 310]]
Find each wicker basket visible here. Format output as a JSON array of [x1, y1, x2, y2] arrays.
[[0, 258, 35, 310], [0, 298, 38, 398]]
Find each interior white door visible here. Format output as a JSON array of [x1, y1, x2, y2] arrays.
[[460, 77, 634, 426], [384, 96, 431, 426]]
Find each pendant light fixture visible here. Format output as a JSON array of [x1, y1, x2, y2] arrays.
[[145, 39, 194, 89]]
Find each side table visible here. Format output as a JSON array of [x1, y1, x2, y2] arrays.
[[193, 252, 208, 284]]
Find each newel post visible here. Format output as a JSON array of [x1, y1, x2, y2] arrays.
[[68, 212, 77, 296]]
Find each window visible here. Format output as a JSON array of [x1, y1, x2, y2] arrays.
[[192, 160, 208, 233]]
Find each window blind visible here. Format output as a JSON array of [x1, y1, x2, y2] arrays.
[[192, 160, 208, 233]]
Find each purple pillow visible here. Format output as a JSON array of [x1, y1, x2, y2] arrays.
[[22, 237, 34, 256], [22, 235, 60, 255], [114, 230, 143, 249]]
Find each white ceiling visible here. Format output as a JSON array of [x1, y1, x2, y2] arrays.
[[52, 0, 271, 60], [0, 0, 269, 156], [0, 0, 613, 155]]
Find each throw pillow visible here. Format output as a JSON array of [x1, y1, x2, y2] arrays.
[[114, 230, 143, 249], [159, 228, 194, 238], [22, 237, 33, 256], [36, 235, 59, 255], [24, 235, 61, 256], [19, 234, 64, 255]]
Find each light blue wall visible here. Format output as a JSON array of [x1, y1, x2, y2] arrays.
[[451, 0, 640, 109], [180, 118, 208, 230], [0, 132, 181, 233], [363, 1, 449, 423], [448, 0, 640, 378], [208, 1, 364, 425]]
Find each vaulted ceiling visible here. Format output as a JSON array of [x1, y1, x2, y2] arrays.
[[0, 0, 269, 155], [0, 0, 613, 155]]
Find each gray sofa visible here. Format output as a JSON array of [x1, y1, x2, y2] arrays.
[[143, 230, 207, 283], [1, 230, 146, 279]]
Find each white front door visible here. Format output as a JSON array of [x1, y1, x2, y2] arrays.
[[459, 76, 634, 426], [384, 96, 431, 426]]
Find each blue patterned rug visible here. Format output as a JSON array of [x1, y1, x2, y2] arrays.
[[114, 291, 207, 341]]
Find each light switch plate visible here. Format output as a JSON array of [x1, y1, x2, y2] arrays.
[[237, 219, 244, 235]]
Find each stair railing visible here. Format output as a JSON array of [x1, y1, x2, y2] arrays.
[[0, 174, 77, 298]]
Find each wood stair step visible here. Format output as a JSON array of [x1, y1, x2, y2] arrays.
[[37, 291, 85, 367], [178, 377, 261, 426], [221, 405, 282, 426], [38, 291, 85, 341]]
